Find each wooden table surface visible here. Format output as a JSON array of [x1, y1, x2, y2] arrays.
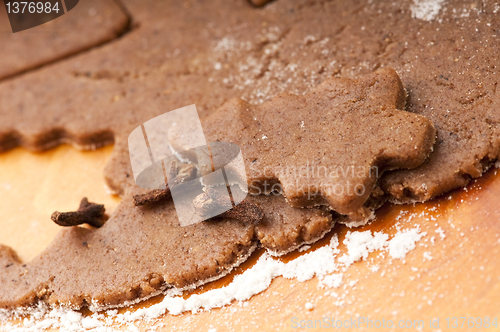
[[1, 145, 500, 331]]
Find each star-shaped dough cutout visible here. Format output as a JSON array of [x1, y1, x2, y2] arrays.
[[201, 68, 436, 221]]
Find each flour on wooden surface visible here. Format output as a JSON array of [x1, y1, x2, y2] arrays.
[[0, 224, 429, 332]]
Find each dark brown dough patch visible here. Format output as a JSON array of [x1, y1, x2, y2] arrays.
[[0, 0, 129, 80]]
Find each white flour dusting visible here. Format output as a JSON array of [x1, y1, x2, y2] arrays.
[[435, 227, 446, 239], [387, 228, 426, 259], [0, 227, 427, 331], [410, 0, 446, 21], [338, 231, 389, 266], [319, 274, 343, 289]]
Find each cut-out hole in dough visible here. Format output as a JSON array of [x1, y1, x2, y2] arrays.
[[0, 144, 120, 262]]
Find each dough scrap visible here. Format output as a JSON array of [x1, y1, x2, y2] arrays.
[[0, 0, 129, 80], [0, 187, 332, 310]]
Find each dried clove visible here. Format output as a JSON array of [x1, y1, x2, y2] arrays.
[[133, 161, 197, 206], [193, 187, 264, 224], [51, 197, 106, 228], [133, 188, 172, 206], [217, 201, 264, 224]]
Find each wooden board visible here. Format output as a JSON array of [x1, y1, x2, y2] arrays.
[[1, 145, 500, 331]]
